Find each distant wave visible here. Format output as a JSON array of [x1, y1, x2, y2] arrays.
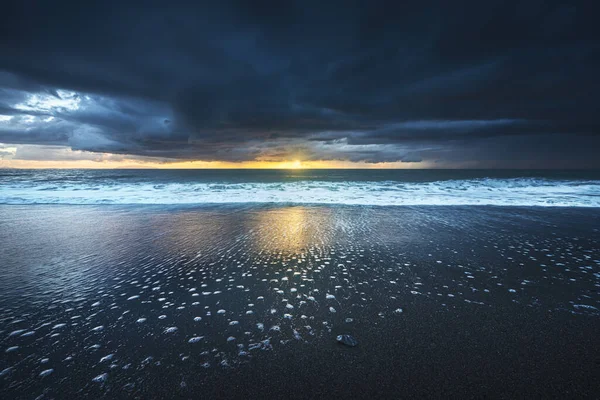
[[1, 178, 600, 207]]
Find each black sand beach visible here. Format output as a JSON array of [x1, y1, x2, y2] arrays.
[[1, 205, 599, 399]]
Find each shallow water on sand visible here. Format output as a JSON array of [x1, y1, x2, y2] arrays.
[[0, 205, 599, 398]]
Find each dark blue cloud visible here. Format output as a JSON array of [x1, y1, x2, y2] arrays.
[[0, 0, 598, 166]]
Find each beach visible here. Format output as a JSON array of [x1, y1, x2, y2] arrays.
[[3, 0, 600, 397], [1, 204, 598, 398]]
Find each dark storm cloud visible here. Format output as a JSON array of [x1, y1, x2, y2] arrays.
[[0, 0, 598, 166]]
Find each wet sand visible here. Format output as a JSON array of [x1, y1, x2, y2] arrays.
[[0, 205, 599, 398]]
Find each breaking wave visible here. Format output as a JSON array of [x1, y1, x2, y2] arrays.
[[1, 178, 600, 207]]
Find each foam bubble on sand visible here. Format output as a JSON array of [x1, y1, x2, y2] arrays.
[[573, 304, 599, 311], [249, 339, 273, 351], [92, 373, 108, 383]]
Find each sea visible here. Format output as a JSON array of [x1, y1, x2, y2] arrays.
[[0, 169, 599, 398], [1, 169, 600, 206]]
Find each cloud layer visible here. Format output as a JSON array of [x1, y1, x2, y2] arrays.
[[1, 0, 599, 167]]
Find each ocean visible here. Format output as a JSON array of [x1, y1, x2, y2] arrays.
[[1, 169, 600, 206], [0, 170, 599, 398]]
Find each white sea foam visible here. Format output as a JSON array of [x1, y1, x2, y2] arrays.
[[39, 369, 54, 377], [92, 373, 108, 383], [1, 178, 599, 207]]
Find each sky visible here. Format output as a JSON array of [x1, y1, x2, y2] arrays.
[[0, 0, 599, 169]]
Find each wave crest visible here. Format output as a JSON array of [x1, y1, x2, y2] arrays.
[[1, 178, 599, 207]]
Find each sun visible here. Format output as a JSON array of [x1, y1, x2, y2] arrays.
[[290, 160, 303, 169], [278, 160, 304, 169]]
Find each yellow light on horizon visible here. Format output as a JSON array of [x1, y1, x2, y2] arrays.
[[290, 160, 303, 169], [270, 160, 304, 169], [0, 149, 431, 169]]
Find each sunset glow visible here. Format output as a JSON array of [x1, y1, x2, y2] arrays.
[[1, 1, 599, 398], [0, 148, 433, 169]]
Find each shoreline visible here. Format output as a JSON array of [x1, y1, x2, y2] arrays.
[[1, 205, 598, 398]]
